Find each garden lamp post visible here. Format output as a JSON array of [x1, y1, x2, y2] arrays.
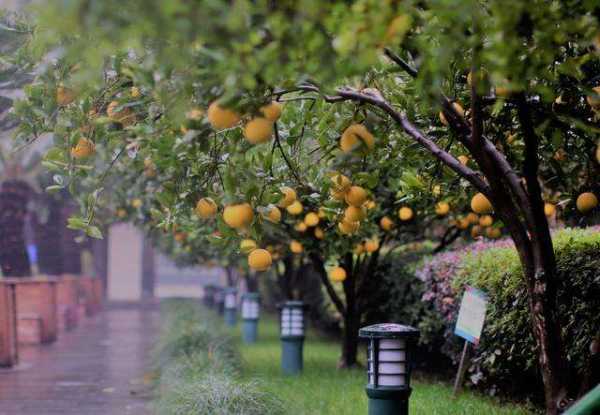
[[241, 292, 260, 343], [223, 287, 237, 327], [359, 323, 420, 415], [278, 301, 307, 375]]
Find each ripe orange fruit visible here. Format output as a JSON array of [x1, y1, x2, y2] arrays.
[[278, 186, 297, 208], [207, 101, 241, 129], [286, 200, 303, 215], [56, 85, 76, 106], [398, 206, 414, 221], [345, 186, 368, 207], [107, 100, 136, 126], [304, 212, 320, 227], [290, 240, 303, 254], [329, 267, 347, 282], [380, 216, 394, 231], [295, 222, 308, 232], [244, 117, 274, 144], [576, 192, 598, 213], [340, 124, 375, 153], [479, 215, 493, 227], [240, 239, 258, 254], [223, 203, 254, 228], [338, 219, 360, 235], [314, 227, 325, 240], [331, 174, 352, 192], [364, 238, 380, 253], [435, 202, 450, 216], [485, 227, 501, 239], [260, 101, 283, 121], [344, 205, 366, 222], [196, 197, 218, 219], [71, 138, 95, 159], [544, 203, 556, 217], [458, 155, 469, 165], [264, 206, 282, 223], [248, 249, 272, 271], [471, 193, 493, 214]]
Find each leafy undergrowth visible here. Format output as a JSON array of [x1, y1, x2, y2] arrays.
[[152, 299, 284, 415], [234, 315, 538, 415]]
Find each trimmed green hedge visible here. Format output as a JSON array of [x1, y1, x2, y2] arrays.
[[153, 299, 284, 415]]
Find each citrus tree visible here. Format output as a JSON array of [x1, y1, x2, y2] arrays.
[[6, 1, 600, 412]]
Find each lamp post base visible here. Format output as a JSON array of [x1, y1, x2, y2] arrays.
[[242, 319, 258, 343], [281, 337, 304, 375], [224, 308, 236, 327], [366, 386, 411, 415]]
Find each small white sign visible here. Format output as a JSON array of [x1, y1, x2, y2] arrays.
[[455, 286, 488, 344]]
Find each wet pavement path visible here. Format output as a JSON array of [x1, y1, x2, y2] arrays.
[[0, 305, 159, 415]]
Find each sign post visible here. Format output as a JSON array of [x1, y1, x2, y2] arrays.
[[453, 286, 488, 396]]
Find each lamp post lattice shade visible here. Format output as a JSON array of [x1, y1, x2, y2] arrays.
[[224, 288, 237, 309], [279, 301, 305, 337], [241, 293, 260, 320]]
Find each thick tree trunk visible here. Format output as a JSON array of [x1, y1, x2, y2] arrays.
[[0, 179, 32, 277], [339, 309, 360, 368]]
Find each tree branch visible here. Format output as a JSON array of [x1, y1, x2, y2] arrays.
[[383, 48, 418, 77], [310, 253, 346, 316]]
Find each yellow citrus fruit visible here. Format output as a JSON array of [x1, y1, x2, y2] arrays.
[[486, 227, 501, 239], [435, 202, 450, 216], [585, 86, 600, 109], [354, 243, 365, 255], [130, 86, 141, 98], [107, 100, 136, 126], [380, 216, 394, 231], [479, 214, 493, 227], [330, 188, 347, 201], [345, 186, 368, 207], [131, 198, 143, 209], [223, 203, 254, 229], [56, 85, 76, 106], [314, 227, 325, 240], [116, 208, 127, 218], [295, 222, 308, 232], [576, 192, 598, 213], [248, 249, 272, 271], [240, 239, 258, 254], [244, 117, 274, 144], [364, 238, 380, 253], [331, 174, 352, 192], [456, 217, 470, 230], [286, 200, 303, 215], [544, 203, 556, 217], [318, 207, 327, 219], [458, 155, 469, 165], [329, 267, 347, 282], [260, 101, 283, 121], [304, 212, 320, 227], [365, 200, 376, 210], [290, 240, 303, 254], [471, 225, 482, 238], [195, 197, 218, 219], [345, 205, 366, 222], [471, 193, 493, 214], [466, 212, 479, 224], [338, 219, 360, 235], [278, 186, 297, 208], [207, 101, 241, 129], [71, 137, 95, 159], [340, 124, 375, 153], [398, 206, 414, 221], [265, 206, 282, 223]]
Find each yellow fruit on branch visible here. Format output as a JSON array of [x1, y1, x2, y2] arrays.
[[264, 206, 282, 223], [290, 240, 303, 254], [240, 239, 258, 254], [195, 197, 218, 219], [331, 174, 352, 192], [56, 85, 76, 106], [354, 243, 365, 255], [338, 219, 360, 235], [294, 222, 308, 232], [207, 101, 241, 129], [471, 193, 493, 214], [365, 200, 376, 210], [435, 202, 450, 216], [344, 205, 366, 222], [345, 186, 368, 207], [130, 86, 141, 98], [398, 206, 414, 221], [364, 238, 380, 253], [380, 216, 394, 231], [485, 227, 501, 239], [314, 227, 325, 240], [286, 200, 303, 215], [116, 208, 127, 218], [329, 267, 347, 282], [466, 212, 479, 224], [457, 155, 469, 165], [318, 207, 327, 219], [470, 225, 482, 238], [223, 203, 254, 229], [304, 212, 320, 227], [244, 117, 274, 144], [576, 192, 598, 213], [456, 217, 470, 230], [478, 214, 493, 227], [248, 249, 272, 271], [278, 186, 297, 208], [340, 124, 375, 153], [71, 138, 95, 159], [330, 188, 347, 201], [107, 100, 136, 126], [260, 101, 283, 121], [544, 203, 556, 217]]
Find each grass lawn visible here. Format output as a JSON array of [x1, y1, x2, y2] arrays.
[[233, 315, 536, 415]]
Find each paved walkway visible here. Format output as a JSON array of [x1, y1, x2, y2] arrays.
[[0, 305, 159, 415]]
